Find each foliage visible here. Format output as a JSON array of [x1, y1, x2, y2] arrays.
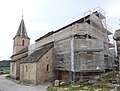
[[47, 86, 58, 91], [47, 82, 115, 91], [102, 71, 118, 79], [0, 60, 10, 67], [0, 67, 10, 74], [47, 71, 119, 91]]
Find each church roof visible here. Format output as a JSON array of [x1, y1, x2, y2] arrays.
[[11, 46, 28, 57], [14, 18, 30, 39], [35, 13, 92, 42], [20, 42, 53, 63], [11, 53, 28, 62], [35, 11, 105, 42]]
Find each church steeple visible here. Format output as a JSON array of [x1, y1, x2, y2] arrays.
[[13, 17, 30, 55], [14, 18, 29, 39]]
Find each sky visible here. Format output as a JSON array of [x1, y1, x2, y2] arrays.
[[0, 0, 120, 60]]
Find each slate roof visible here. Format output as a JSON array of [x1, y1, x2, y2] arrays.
[[11, 53, 28, 62], [11, 46, 28, 57], [14, 18, 30, 39], [20, 42, 53, 63]]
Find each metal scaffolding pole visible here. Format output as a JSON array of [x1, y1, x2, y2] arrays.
[[70, 35, 75, 84]]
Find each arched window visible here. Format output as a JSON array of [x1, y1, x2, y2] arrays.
[[22, 40, 24, 46], [46, 64, 49, 71]]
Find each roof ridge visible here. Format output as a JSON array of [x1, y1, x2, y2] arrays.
[[20, 43, 54, 63]]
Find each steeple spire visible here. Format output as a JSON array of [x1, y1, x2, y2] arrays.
[[13, 16, 30, 54], [14, 18, 29, 39]]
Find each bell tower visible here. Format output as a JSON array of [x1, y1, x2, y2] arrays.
[[13, 17, 30, 55]]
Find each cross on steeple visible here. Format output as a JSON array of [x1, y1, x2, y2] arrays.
[[22, 10, 24, 18]]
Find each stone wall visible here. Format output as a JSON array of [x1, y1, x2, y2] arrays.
[[19, 47, 54, 85], [57, 71, 70, 83], [10, 62, 19, 79], [10, 51, 27, 80], [13, 36, 30, 55], [36, 47, 54, 84], [20, 63, 37, 85], [36, 34, 54, 49]]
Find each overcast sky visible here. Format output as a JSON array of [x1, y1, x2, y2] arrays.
[[0, 0, 120, 60]]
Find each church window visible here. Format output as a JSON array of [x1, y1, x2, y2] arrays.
[[26, 65, 28, 72], [22, 40, 25, 46], [46, 64, 49, 71]]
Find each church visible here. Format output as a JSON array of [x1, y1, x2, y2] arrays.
[[10, 8, 115, 85]]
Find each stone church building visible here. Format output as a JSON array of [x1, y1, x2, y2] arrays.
[[10, 8, 115, 85], [10, 18, 54, 85]]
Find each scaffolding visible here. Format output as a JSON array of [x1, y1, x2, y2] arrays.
[[54, 7, 113, 83]]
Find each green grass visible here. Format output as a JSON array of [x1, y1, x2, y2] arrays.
[[0, 67, 10, 74], [102, 71, 118, 79], [48, 71, 118, 91], [47, 82, 115, 91]]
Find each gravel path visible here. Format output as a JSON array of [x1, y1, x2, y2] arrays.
[[0, 75, 51, 91]]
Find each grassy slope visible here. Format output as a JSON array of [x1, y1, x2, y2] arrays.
[[47, 71, 119, 91], [0, 67, 10, 74]]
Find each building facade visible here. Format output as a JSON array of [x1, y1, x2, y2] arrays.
[[10, 8, 115, 85]]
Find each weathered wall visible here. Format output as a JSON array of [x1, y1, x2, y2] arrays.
[[74, 39, 103, 49], [54, 37, 71, 54], [36, 48, 54, 84], [74, 52, 104, 71], [10, 52, 27, 80], [29, 34, 54, 56], [13, 36, 30, 55], [36, 34, 54, 49], [14, 37, 30, 47], [114, 29, 120, 70], [54, 16, 108, 72], [10, 62, 20, 79], [54, 26, 73, 41], [58, 71, 70, 83], [20, 63, 37, 85]]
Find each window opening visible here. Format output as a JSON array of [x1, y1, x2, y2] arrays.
[[22, 40, 24, 46], [46, 64, 49, 71]]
